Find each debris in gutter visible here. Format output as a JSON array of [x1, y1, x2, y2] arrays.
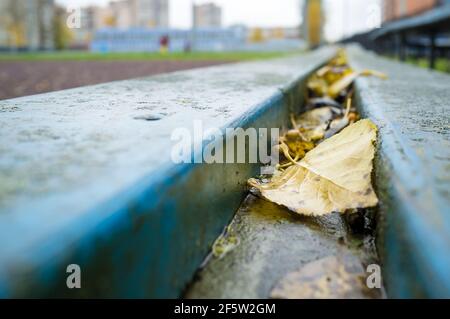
[[248, 49, 386, 217]]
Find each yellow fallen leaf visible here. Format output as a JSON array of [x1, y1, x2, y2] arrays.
[[328, 70, 387, 98], [249, 119, 378, 216], [327, 71, 359, 98], [323, 67, 353, 86], [316, 65, 331, 77], [360, 69, 388, 79], [307, 75, 329, 96]]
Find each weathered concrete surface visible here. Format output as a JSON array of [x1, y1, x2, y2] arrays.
[[185, 195, 382, 299], [0, 49, 336, 297], [348, 46, 450, 298], [0, 53, 331, 216]]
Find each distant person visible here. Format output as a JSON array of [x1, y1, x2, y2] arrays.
[[160, 35, 169, 54]]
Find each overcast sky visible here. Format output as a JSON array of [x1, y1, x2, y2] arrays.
[[56, 0, 382, 41]]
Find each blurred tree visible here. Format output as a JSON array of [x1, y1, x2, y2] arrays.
[[249, 28, 264, 43], [1, 0, 55, 50], [4, 0, 27, 47], [53, 6, 73, 50], [36, 0, 52, 49], [303, 0, 324, 49]]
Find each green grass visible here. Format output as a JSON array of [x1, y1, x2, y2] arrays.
[[385, 55, 450, 73], [0, 50, 294, 62], [384, 54, 450, 73], [405, 57, 450, 73]]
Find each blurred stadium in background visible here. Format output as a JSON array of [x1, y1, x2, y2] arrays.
[[0, 0, 306, 53]]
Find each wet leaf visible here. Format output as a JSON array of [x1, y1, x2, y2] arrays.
[[360, 69, 388, 79], [212, 225, 240, 259], [249, 119, 379, 216], [328, 70, 387, 99], [328, 72, 359, 98], [306, 97, 342, 110], [270, 254, 380, 299], [307, 75, 329, 96], [297, 107, 342, 129], [324, 116, 349, 139], [293, 106, 343, 142]]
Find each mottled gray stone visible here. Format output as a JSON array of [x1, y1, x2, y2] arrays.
[[348, 46, 450, 298], [349, 47, 450, 207]]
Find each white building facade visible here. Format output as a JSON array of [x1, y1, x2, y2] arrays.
[[193, 3, 222, 28], [137, 0, 169, 28]]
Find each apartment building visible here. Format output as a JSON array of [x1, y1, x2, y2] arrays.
[[383, 0, 450, 22], [137, 0, 169, 28], [110, 0, 138, 29], [193, 3, 222, 28]]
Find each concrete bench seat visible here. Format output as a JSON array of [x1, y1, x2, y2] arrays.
[[0, 48, 335, 298], [1, 45, 448, 299], [348, 46, 450, 298]]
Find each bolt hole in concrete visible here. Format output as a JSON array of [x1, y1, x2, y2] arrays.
[[133, 113, 163, 121], [185, 51, 386, 299]]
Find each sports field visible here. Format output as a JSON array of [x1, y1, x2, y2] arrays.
[[0, 51, 293, 100]]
